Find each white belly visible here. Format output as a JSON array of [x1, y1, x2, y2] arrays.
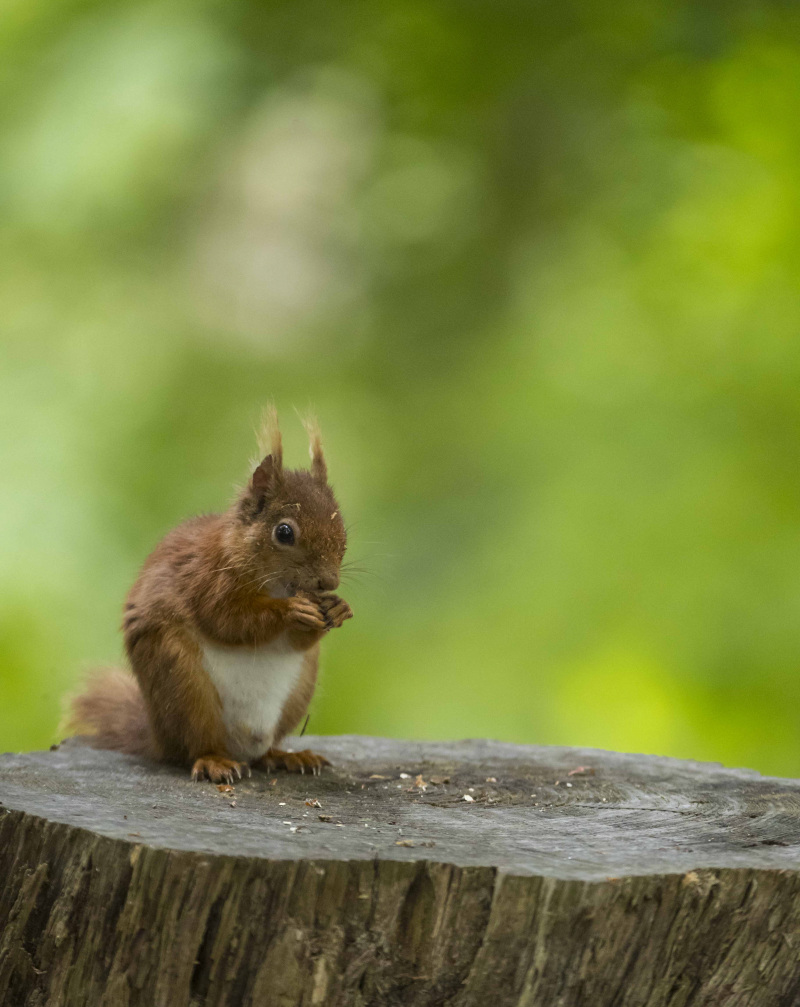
[[201, 638, 305, 762]]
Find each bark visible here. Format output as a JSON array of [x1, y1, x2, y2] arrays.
[[1, 735, 799, 1006]]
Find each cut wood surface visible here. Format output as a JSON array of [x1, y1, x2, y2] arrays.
[[1, 735, 800, 1006]]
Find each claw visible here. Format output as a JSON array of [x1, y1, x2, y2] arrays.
[[190, 755, 250, 784], [255, 748, 330, 775]]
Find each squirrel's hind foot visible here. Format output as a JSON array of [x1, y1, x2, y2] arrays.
[[191, 755, 251, 784], [255, 748, 331, 776]]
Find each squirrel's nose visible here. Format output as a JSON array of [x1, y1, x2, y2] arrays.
[[316, 571, 339, 592]]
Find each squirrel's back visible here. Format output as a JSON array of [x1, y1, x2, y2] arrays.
[[69, 515, 227, 758]]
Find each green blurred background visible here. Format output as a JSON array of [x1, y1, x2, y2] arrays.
[[3, 0, 800, 776]]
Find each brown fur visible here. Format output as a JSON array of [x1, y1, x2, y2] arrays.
[[69, 417, 351, 782], [66, 667, 153, 757]]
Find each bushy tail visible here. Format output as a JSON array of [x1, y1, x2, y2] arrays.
[[65, 668, 153, 757]]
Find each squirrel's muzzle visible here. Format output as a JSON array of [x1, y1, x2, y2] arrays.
[[315, 570, 339, 592]]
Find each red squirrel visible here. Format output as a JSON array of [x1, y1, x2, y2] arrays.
[[68, 412, 352, 783]]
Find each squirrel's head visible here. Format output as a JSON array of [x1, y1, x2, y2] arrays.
[[234, 411, 347, 598]]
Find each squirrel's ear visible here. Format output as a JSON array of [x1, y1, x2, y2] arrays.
[[240, 452, 280, 519], [303, 415, 327, 483], [244, 407, 283, 514], [251, 453, 281, 496]]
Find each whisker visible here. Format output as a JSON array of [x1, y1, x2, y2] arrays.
[[340, 557, 390, 572], [340, 570, 384, 585], [208, 560, 285, 596]]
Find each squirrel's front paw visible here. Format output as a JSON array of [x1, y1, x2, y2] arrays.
[[286, 595, 327, 632], [317, 593, 353, 629]]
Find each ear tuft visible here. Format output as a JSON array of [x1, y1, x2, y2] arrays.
[[256, 404, 283, 473], [249, 405, 283, 500], [302, 414, 327, 483]]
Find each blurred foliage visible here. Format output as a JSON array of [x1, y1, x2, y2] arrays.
[[3, 0, 800, 776]]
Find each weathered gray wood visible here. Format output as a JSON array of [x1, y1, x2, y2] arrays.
[[1, 735, 800, 1006]]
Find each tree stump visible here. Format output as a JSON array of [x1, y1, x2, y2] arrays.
[[1, 735, 799, 1006]]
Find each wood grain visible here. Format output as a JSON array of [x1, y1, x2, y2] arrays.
[[1, 736, 799, 1006]]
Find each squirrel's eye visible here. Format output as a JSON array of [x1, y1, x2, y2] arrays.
[[273, 522, 295, 546]]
